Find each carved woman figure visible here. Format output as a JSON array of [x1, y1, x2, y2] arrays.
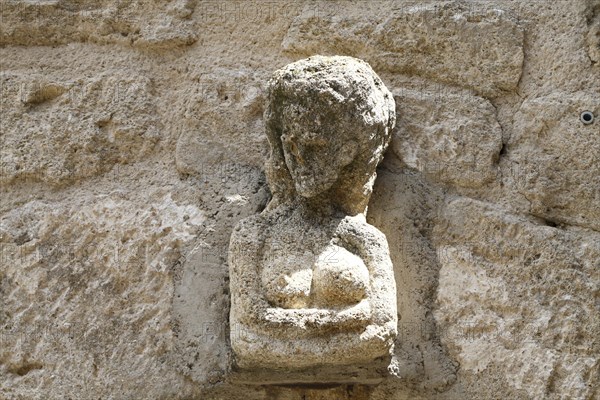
[[229, 56, 397, 370]]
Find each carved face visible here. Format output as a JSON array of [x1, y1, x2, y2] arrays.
[[280, 102, 358, 198], [264, 56, 395, 214]]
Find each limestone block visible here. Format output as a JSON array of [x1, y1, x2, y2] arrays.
[[368, 163, 457, 391], [508, 91, 600, 230], [0, 72, 161, 186], [0, 0, 197, 48], [171, 164, 270, 386], [434, 197, 599, 400], [283, 2, 524, 96], [175, 69, 267, 176], [0, 191, 205, 398], [586, 3, 600, 64], [392, 84, 503, 189]]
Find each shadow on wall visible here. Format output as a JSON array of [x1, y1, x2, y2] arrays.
[[170, 164, 270, 386], [368, 152, 457, 392]]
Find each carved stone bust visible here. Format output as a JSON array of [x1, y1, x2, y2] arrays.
[[228, 56, 397, 380]]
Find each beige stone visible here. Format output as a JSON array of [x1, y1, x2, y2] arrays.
[[508, 91, 600, 230], [434, 197, 599, 400], [0, 72, 160, 186], [0, 0, 197, 48], [392, 85, 503, 189], [283, 2, 524, 97], [228, 56, 398, 380], [1, 0, 598, 398]]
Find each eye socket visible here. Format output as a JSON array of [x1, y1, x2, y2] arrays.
[[580, 111, 594, 125]]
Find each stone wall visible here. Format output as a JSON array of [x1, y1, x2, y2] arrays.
[[1, 1, 598, 399]]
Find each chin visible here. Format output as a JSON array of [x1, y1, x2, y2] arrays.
[[294, 175, 337, 198], [296, 183, 335, 198], [296, 186, 321, 198]]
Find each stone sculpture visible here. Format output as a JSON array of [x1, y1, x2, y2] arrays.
[[228, 56, 398, 382]]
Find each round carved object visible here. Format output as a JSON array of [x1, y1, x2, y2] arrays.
[[313, 245, 370, 307]]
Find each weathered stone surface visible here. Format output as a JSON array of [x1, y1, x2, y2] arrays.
[[0, 188, 204, 399], [175, 68, 267, 176], [0, 0, 197, 48], [434, 197, 599, 400], [228, 56, 397, 379], [392, 84, 503, 189], [368, 159, 457, 393], [283, 2, 524, 96], [0, 72, 161, 186], [1, 0, 599, 398], [172, 164, 269, 386], [588, 3, 600, 63], [507, 91, 600, 230]]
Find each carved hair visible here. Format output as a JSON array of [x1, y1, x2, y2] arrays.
[[264, 55, 396, 215]]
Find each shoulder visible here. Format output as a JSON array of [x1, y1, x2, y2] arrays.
[[336, 215, 388, 244]]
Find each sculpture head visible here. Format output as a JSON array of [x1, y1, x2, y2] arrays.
[[264, 56, 396, 215]]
